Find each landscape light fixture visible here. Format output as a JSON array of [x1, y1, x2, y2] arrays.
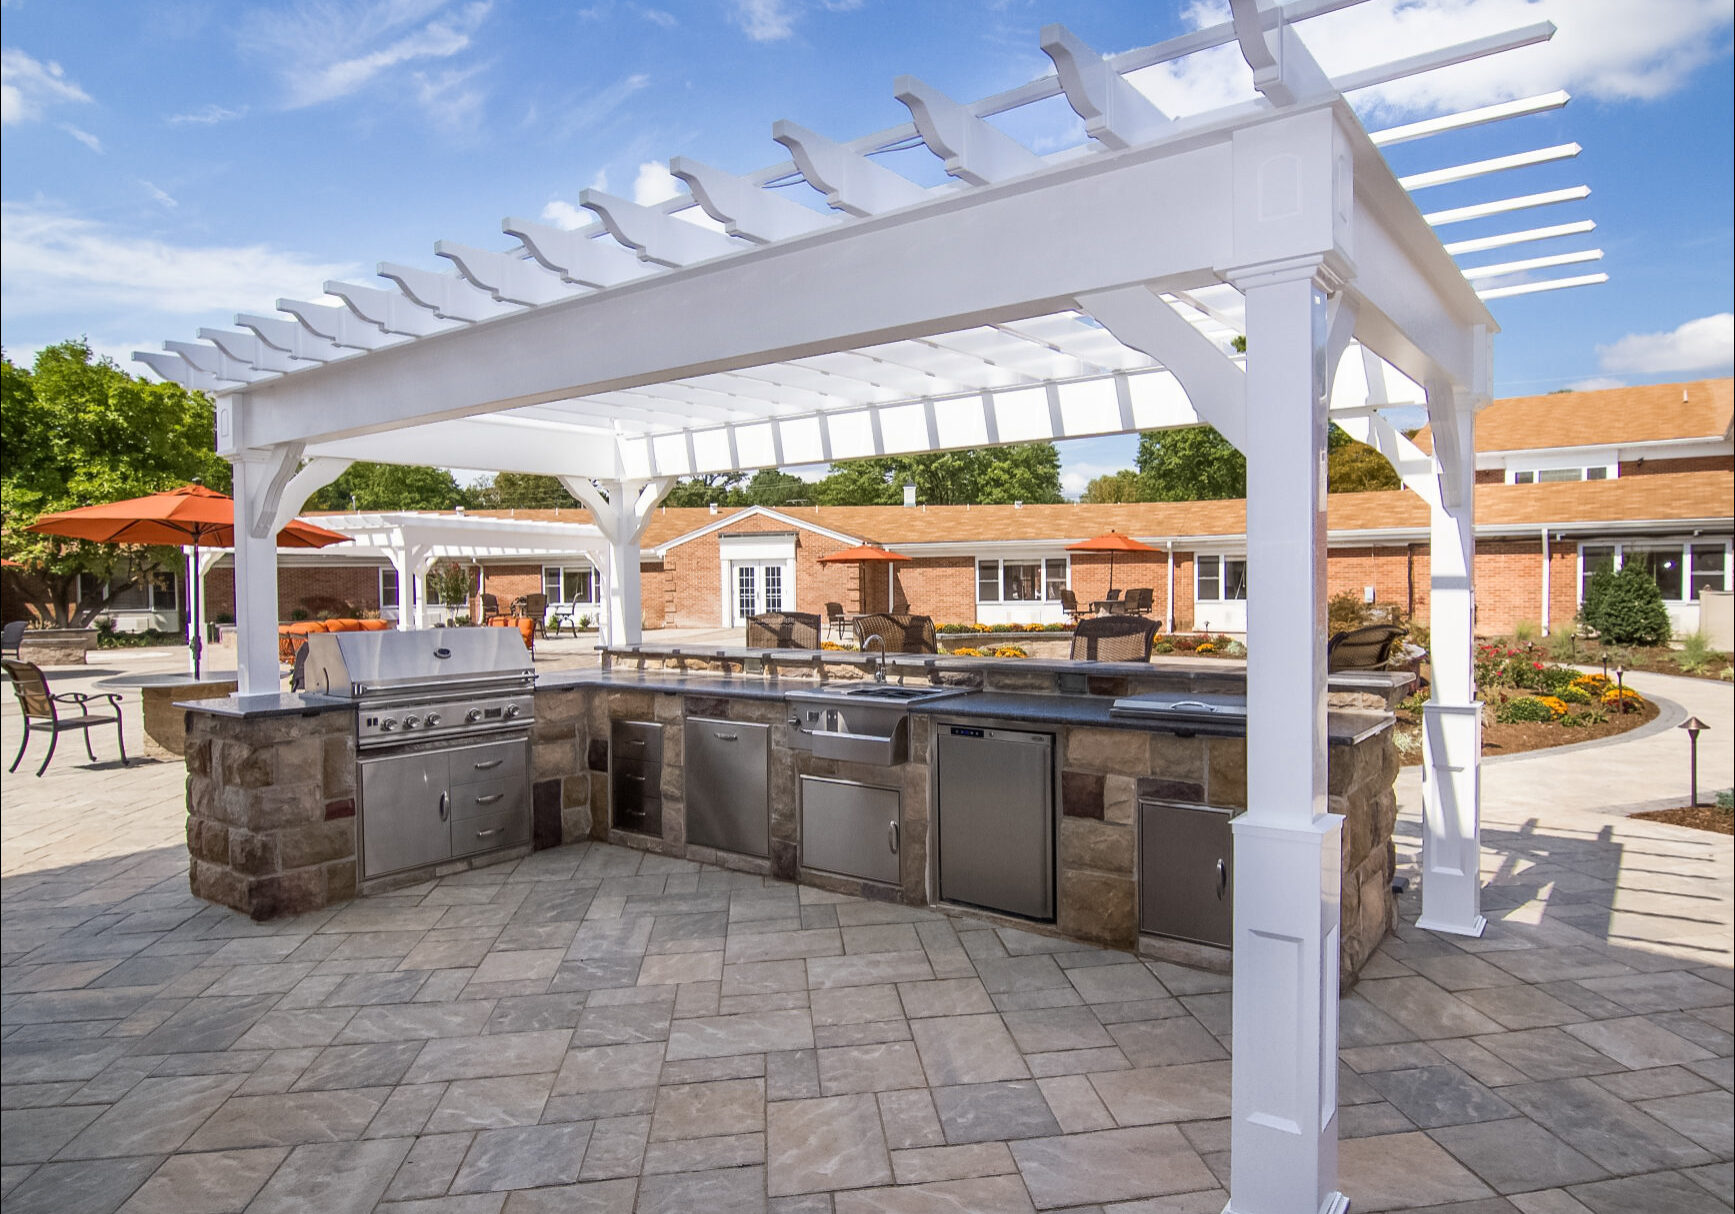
[[1614, 665, 1626, 714], [1679, 716, 1710, 808]]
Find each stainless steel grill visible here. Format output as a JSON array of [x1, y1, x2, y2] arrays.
[[301, 628, 535, 750], [301, 628, 537, 881]]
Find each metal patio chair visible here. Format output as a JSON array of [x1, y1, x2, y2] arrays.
[[824, 602, 851, 642], [1, 620, 26, 659], [3, 657, 129, 776], [1057, 589, 1090, 625], [1326, 624, 1409, 672], [1069, 615, 1160, 662]]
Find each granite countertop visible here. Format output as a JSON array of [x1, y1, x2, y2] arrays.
[[178, 691, 352, 718]]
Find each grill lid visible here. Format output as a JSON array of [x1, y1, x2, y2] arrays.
[[302, 628, 533, 697]]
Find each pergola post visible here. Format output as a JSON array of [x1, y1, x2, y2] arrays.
[[229, 451, 284, 697], [560, 477, 675, 647], [1228, 258, 1346, 1214], [1418, 392, 1486, 937]]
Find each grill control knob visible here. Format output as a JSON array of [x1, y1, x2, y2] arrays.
[[503, 704, 521, 720], [402, 714, 421, 729], [466, 708, 483, 724], [423, 712, 442, 728], [378, 717, 398, 732]]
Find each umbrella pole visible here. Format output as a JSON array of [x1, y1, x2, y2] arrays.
[[190, 539, 203, 680]]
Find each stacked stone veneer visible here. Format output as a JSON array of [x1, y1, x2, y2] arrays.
[[185, 706, 358, 919]]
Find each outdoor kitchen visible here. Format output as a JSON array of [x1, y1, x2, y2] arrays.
[[180, 628, 1408, 987]]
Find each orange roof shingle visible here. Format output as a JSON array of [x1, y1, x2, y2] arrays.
[[1412, 378, 1733, 455]]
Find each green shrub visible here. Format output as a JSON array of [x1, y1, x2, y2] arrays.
[[1580, 563, 1671, 646], [1558, 684, 1594, 705], [1716, 788, 1734, 811], [1544, 630, 1579, 663], [1495, 696, 1566, 724], [1512, 620, 1539, 644], [1677, 632, 1720, 674], [1152, 640, 1174, 653]]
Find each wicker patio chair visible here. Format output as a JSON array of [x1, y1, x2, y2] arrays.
[[3, 657, 128, 776], [1069, 615, 1160, 662], [852, 613, 938, 655], [746, 611, 823, 649], [1326, 624, 1409, 672]]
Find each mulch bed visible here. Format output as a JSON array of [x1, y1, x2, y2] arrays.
[[1396, 696, 1659, 766], [1511, 639, 1733, 682], [1631, 806, 1735, 835]]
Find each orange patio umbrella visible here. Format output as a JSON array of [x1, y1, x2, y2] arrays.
[[28, 484, 349, 677], [1065, 530, 1159, 594], [818, 544, 911, 612]]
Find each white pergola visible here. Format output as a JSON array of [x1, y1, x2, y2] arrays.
[[311, 512, 609, 629], [142, 4, 1605, 1209]]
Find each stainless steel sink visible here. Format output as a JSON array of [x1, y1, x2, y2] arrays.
[[785, 684, 962, 763]]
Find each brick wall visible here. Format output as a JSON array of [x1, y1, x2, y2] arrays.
[[1325, 546, 1423, 621], [1620, 454, 1734, 477], [203, 562, 384, 622], [661, 515, 862, 628]]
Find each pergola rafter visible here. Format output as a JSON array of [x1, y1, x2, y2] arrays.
[[142, 5, 1608, 1208]]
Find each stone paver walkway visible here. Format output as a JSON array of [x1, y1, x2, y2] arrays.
[[2, 659, 1730, 1213]]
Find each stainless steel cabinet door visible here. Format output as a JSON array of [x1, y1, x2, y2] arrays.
[[684, 718, 770, 857], [800, 777, 900, 885], [935, 726, 1054, 920], [1138, 799, 1233, 947], [360, 750, 451, 878]]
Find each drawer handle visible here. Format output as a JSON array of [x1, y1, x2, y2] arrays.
[[472, 759, 503, 770], [888, 820, 900, 855], [474, 793, 504, 806], [438, 791, 448, 822], [618, 774, 645, 784], [620, 739, 644, 748], [713, 732, 739, 741], [1216, 859, 1228, 900], [474, 827, 503, 838]]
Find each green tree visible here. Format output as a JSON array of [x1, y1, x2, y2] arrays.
[[1081, 469, 1143, 503], [470, 472, 577, 509], [306, 462, 467, 511], [662, 473, 748, 508], [1135, 426, 1245, 501], [816, 443, 1064, 506], [1580, 561, 1672, 646], [742, 469, 811, 507], [1327, 439, 1402, 493], [1, 341, 230, 625]]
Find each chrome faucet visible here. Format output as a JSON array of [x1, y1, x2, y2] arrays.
[[861, 634, 887, 683]]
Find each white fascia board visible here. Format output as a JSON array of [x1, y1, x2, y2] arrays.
[[651, 505, 864, 557], [307, 419, 621, 480], [226, 130, 1246, 452], [1481, 437, 1733, 468]]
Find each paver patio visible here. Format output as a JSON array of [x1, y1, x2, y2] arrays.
[[3, 655, 1730, 1213]]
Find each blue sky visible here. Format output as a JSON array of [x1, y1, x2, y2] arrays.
[[3, 0, 1731, 496]]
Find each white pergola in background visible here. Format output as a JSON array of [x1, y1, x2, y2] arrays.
[[141, 3, 1606, 1209]]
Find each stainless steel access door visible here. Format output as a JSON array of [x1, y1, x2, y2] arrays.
[[935, 725, 1054, 920], [1138, 798, 1233, 947], [684, 718, 770, 857], [359, 748, 451, 878]]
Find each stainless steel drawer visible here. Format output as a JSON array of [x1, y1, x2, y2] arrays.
[[451, 804, 530, 857], [612, 720, 663, 763], [448, 738, 527, 788], [449, 776, 525, 822]]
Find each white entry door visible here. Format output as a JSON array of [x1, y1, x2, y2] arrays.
[[732, 562, 786, 624]]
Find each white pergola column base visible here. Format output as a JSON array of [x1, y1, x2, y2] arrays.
[[1229, 259, 1343, 1214], [1417, 702, 1486, 937], [230, 452, 284, 698], [1226, 815, 1347, 1214]]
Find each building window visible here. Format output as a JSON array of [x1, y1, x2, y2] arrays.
[[976, 556, 1069, 603], [1579, 541, 1731, 604], [1511, 465, 1615, 484], [79, 571, 178, 612], [542, 563, 599, 604], [380, 567, 399, 609], [1196, 555, 1247, 602]]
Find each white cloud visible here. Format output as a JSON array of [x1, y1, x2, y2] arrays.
[[0, 202, 357, 317], [540, 199, 588, 230], [412, 62, 487, 131], [1565, 375, 1625, 392], [588, 168, 609, 193], [732, 0, 797, 41], [1128, 0, 1734, 121], [1597, 313, 1735, 376], [239, 0, 492, 110], [60, 123, 102, 152], [632, 160, 681, 206], [1059, 461, 1134, 500], [140, 180, 179, 208], [2, 47, 92, 125], [635, 6, 677, 28], [168, 103, 248, 125]]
